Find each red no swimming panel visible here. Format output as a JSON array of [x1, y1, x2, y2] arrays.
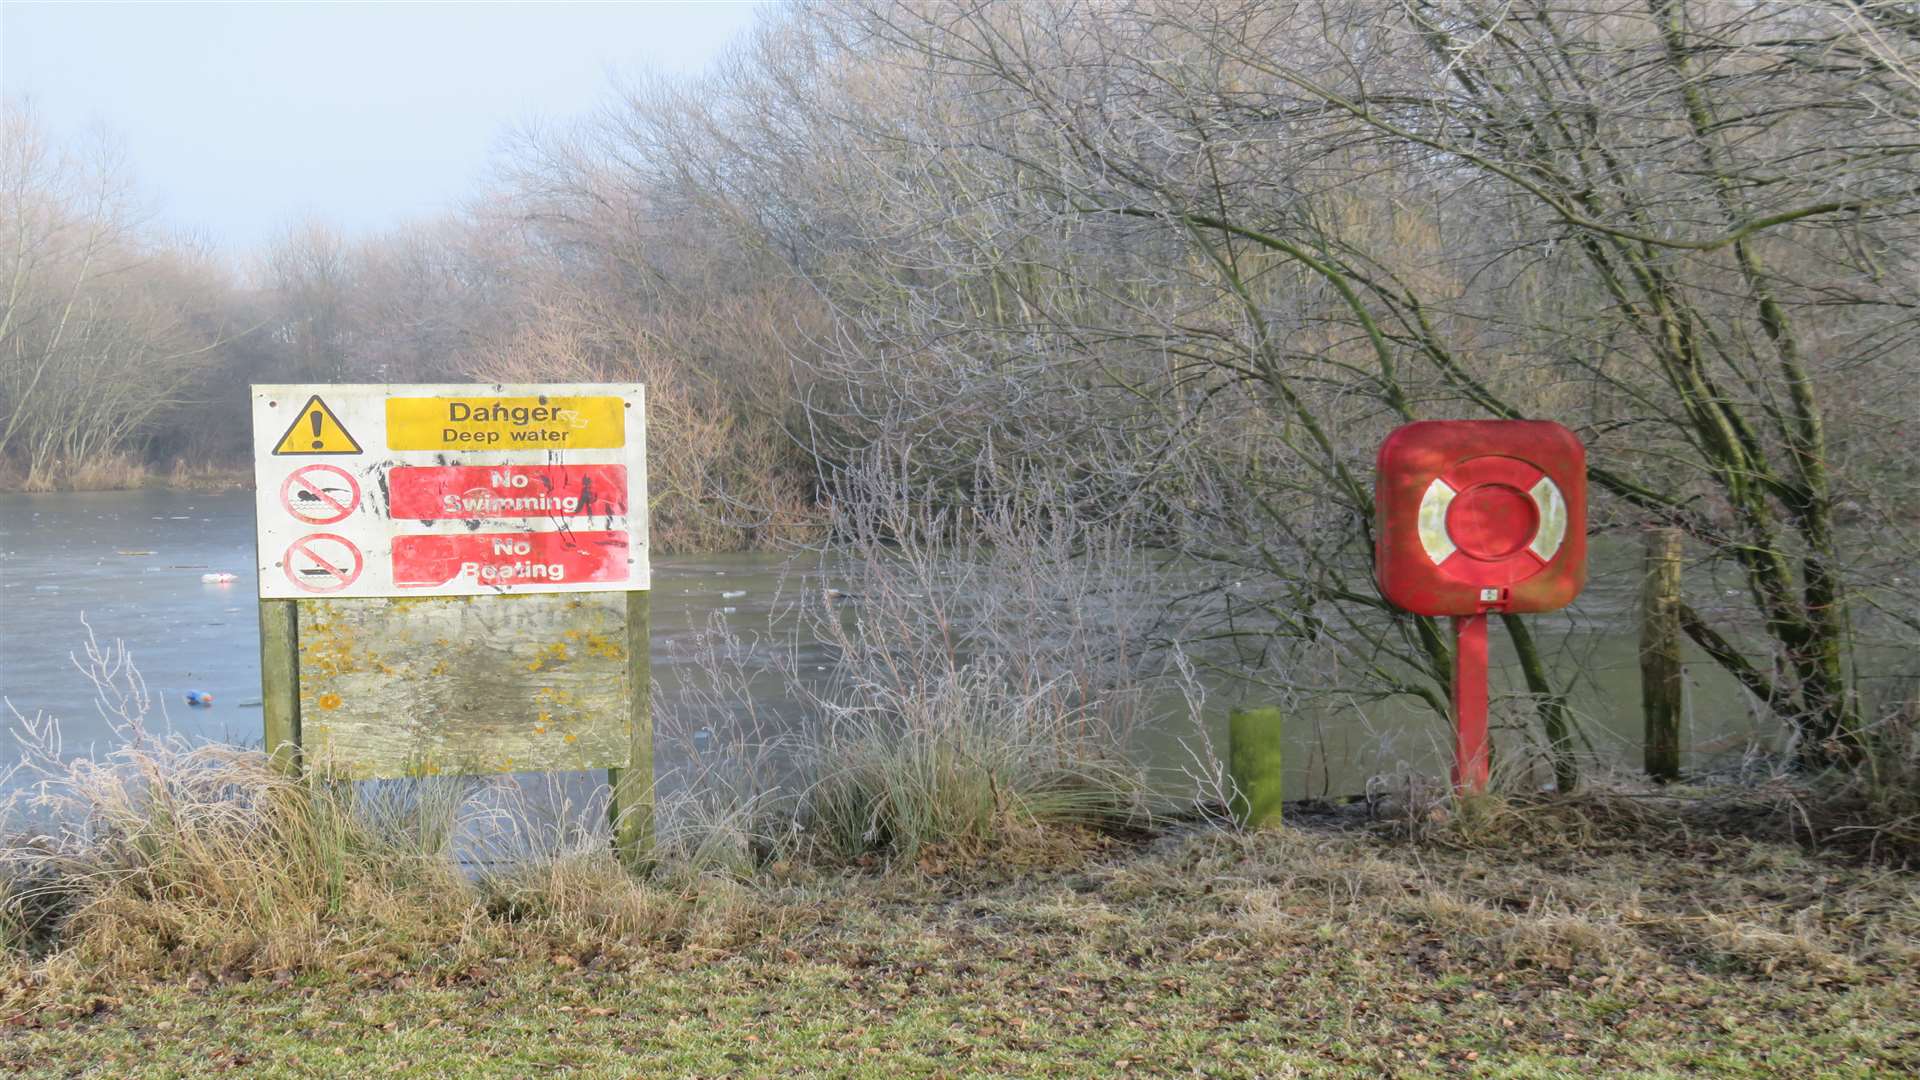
[[391, 531, 630, 590], [386, 465, 628, 520]]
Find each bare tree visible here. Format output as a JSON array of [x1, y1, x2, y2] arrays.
[[0, 104, 235, 488], [590, 0, 1920, 776]]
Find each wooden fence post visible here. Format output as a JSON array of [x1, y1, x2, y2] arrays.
[[1228, 706, 1284, 828], [259, 598, 302, 775], [1640, 527, 1684, 782], [609, 589, 654, 868]]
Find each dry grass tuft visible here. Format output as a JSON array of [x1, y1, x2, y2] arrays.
[[0, 630, 816, 1005], [477, 854, 809, 961], [1189, 821, 1911, 983], [159, 460, 251, 491], [799, 665, 1149, 862], [15, 454, 150, 492]]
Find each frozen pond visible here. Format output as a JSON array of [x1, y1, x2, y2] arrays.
[[0, 489, 1778, 799]]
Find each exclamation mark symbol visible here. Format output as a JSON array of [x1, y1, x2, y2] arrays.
[[309, 408, 324, 449]]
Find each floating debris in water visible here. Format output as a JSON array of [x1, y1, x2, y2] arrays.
[[184, 690, 214, 708], [721, 590, 746, 599], [116, 549, 156, 556], [200, 572, 238, 584]]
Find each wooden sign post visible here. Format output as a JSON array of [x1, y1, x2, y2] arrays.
[[251, 384, 653, 862]]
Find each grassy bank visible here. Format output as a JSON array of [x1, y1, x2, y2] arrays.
[[4, 510, 1914, 1075], [5, 805, 1916, 1078], [0, 458, 252, 494]]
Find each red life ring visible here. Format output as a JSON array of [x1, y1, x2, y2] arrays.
[[1416, 455, 1568, 588]]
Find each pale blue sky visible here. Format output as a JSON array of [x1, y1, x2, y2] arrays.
[[1, 1, 764, 250]]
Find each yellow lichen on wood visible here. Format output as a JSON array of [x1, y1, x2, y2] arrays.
[[526, 641, 570, 672], [564, 628, 624, 661], [296, 617, 365, 678]]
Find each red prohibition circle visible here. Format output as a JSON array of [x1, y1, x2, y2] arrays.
[[283, 533, 365, 594], [280, 465, 361, 525]]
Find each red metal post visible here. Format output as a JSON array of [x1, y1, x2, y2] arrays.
[[1451, 613, 1490, 793]]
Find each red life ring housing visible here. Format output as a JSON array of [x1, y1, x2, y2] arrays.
[[1377, 421, 1586, 616]]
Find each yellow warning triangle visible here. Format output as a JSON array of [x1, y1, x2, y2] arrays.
[[272, 394, 363, 455]]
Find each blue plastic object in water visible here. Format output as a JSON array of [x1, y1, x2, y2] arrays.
[[184, 690, 214, 707]]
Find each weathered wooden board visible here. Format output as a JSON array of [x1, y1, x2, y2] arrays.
[[295, 591, 633, 779]]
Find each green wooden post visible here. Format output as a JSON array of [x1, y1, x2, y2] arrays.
[[1641, 527, 1685, 781], [259, 597, 302, 774], [609, 589, 654, 868], [1228, 706, 1284, 829]]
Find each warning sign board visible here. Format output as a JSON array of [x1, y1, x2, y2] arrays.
[[251, 383, 648, 599], [272, 395, 363, 455]]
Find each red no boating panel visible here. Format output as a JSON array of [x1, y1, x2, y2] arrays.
[[391, 530, 630, 590], [1375, 420, 1587, 616], [386, 465, 628, 520]]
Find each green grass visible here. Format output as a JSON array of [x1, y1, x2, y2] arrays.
[[5, 823, 1915, 1078], [5, 955, 1906, 1078]]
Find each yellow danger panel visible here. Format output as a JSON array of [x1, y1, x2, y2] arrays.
[[272, 395, 364, 456], [386, 396, 625, 451]]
